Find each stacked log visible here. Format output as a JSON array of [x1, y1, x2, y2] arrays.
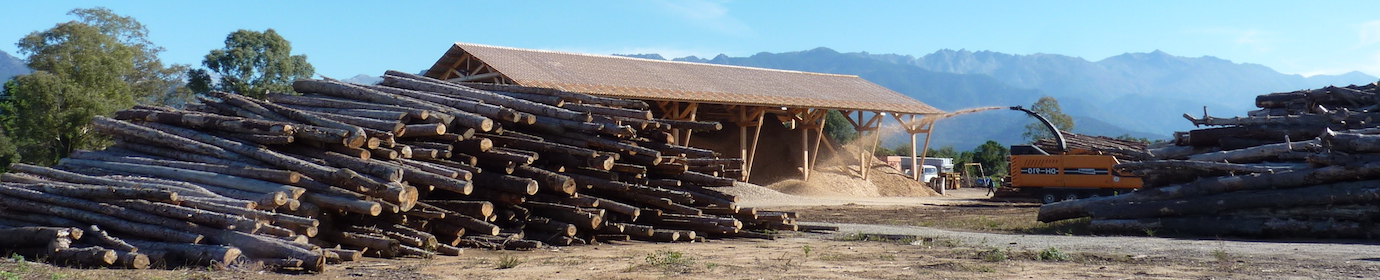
[[1033, 132, 1151, 161], [1039, 81, 1380, 238], [0, 71, 796, 273]]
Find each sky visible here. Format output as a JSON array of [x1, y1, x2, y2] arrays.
[[4, 0, 1380, 79]]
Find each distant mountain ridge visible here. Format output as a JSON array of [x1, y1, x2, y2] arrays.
[[0, 50, 30, 82], [638, 48, 1377, 150]]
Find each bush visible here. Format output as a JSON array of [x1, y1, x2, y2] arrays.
[[1037, 247, 1070, 261]]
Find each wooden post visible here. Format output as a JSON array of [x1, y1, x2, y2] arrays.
[[801, 123, 810, 180]]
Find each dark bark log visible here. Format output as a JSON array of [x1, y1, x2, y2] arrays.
[[513, 166, 576, 196], [47, 247, 118, 267], [178, 199, 317, 228], [472, 172, 538, 195], [124, 120, 357, 186], [291, 79, 492, 131], [0, 194, 203, 243], [439, 215, 501, 236], [267, 92, 435, 122], [361, 83, 522, 123], [107, 199, 260, 232], [1038, 162, 1380, 222], [108, 251, 150, 269], [205, 230, 325, 272], [421, 200, 493, 218], [209, 91, 369, 148], [675, 171, 736, 187], [397, 161, 472, 195], [285, 147, 402, 183], [525, 216, 578, 237], [301, 193, 383, 216], [91, 116, 235, 158], [68, 150, 302, 184], [398, 158, 468, 180], [456, 81, 649, 109], [398, 123, 448, 138], [84, 225, 136, 252], [59, 158, 304, 199], [325, 248, 362, 262], [1075, 180, 1380, 220], [277, 104, 409, 121], [0, 227, 80, 249], [381, 72, 590, 122], [524, 202, 602, 230], [655, 119, 723, 131], [309, 110, 406, 135], [1185, 140, 1319, 163], [4, 182, 177, 202], [124, 239, 240, 268], [114, 109, 295, 135], [562, 103, 652, 120]]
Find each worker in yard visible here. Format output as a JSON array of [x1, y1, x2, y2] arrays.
[[986, 178, 998, 196]]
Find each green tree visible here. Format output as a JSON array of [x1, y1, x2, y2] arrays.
[[925, 145, 957, 158], [189, 29, 314, 98], [1, 7, 182, 165], [1021, 96, 1074, 142], [1114, 134, 1151, 144], [971, 140, 1010, 176], [822, 110, 857, 144]]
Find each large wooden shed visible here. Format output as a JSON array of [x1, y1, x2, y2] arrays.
[[424, 42, 946, 183]]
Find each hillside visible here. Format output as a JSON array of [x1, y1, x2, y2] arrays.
[[667, 48, 1159, 150], [0, 50, 29, 82], [897, 49, 1378, 136], [649, 48, 1379, 150]]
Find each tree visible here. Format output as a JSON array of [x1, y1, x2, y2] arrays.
[[1021, 96, 1074, 142], [1114, 133, 1151, 144], [1, 7, 183, 165], [189, 29, 314, 98], [36, 8, 191, 106], [822, 110, 857, 144], [972, 140, 1010, 176]]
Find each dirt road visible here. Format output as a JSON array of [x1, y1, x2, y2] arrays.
[[4, 187, 1379, 279]]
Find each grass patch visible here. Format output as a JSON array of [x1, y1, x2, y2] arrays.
[[1037, 247, 1071, 262], [645, 249, 696, 273], [496, 255, 523, 269], [916, 214, 1093, 236], [979, 247, 1007, 262], [835, 233, 917, 244]]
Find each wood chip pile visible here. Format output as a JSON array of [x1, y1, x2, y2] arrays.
[[0, 70, 819, 273], [1038, 81, 1380, 238]]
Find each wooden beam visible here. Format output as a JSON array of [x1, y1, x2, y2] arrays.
[[442, 53, 470, 80], [446, 72, 503, 83]]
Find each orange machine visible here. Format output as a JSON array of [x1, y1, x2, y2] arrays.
[[1009, 152, 1142, 204], [1005, 106, 1143, 204]]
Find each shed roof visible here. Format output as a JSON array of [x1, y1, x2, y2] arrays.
[[425, 42, 943, 115]]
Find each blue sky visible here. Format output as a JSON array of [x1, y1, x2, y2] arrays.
[[4, 0, 1380, 79]]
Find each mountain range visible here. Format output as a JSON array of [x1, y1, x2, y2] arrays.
[[0, 50, 29, 82], [659, 48, 1377, 150]]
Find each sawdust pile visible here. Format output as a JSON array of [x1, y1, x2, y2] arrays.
[[689, 113, 939, 199], [763, 142, 938, 198]]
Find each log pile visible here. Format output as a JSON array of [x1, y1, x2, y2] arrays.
[[0, 71, 793, 273], [1033, 132, 1151, 161], [1038, 81, 1380, 238]]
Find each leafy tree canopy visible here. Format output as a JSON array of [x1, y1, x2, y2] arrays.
[[1021, 96, 1074, 142], [972, 140, 1010, 176], [1, 7, 184, 166], [823, 110, 857, 144], [189, 29, 314, 98]]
